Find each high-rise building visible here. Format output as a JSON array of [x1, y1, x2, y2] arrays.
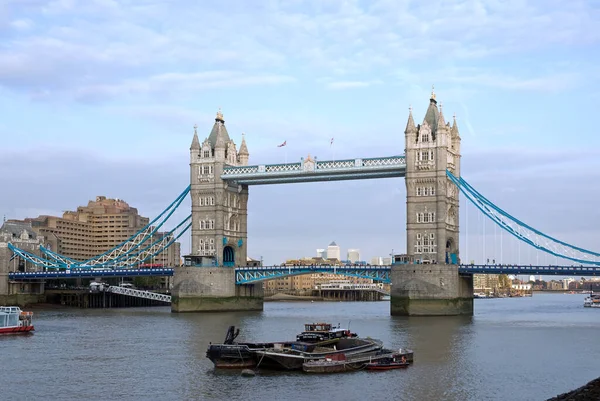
[[316, 249, 326, 259], [14, 196, 180, 266], [326, 241, 340, 261], [347, 249, 360, 263], [370, 257, 382, 265]]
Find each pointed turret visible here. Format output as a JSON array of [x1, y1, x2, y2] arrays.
[[437, 102, 446, 128], [451, 113, 460, 138], [239, 133, 249, 155], [405, 106, 417, 134], [422, 86, 439, 135], [190, 124, 200, 150], [207, 108, 231, 148], [238, 133, 249, 165]]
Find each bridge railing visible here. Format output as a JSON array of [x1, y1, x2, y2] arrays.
[[222, 156, 406, 177], [107, 286, 171, 303]]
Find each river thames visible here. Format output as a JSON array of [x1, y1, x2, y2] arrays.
[[2, 293, 598, 401]]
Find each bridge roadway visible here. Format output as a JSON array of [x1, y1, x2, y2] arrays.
[[8, 264, 600, 283], [8, 268, 174, 280]]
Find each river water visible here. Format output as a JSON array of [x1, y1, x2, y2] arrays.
[[1, 294, 598, 401]]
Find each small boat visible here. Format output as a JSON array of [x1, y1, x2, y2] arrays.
[[302, 348, 414, 373], [366, 361, 410, 370], [302, 353, 364, 373], [365, 349, 413, 370], [584, 294, 600, 308], [0, 306, 34, 335]]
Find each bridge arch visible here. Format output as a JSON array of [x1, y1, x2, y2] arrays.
[[223, 246, 235, 267]]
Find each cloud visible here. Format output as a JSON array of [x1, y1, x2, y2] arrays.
[[71, 71, 296, 102], [325, 80, 381, 90], [1, 0, 598, 100]]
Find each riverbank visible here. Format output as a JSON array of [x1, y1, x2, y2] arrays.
[[548, 377, 600, 400]]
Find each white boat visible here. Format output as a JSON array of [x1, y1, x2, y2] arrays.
[[0, 306, 35, 334], [584, 294, 600, 308]]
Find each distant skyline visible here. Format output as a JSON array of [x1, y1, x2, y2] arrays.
[[1, 1, 599, 267]]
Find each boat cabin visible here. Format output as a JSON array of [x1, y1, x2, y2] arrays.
[[296, 322, 355, 343]]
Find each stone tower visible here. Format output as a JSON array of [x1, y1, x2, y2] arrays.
[[391, 88, 472, 316], [404, 88, 461, 265], [189, 109, 249, 267], [173, 109, 262, 313]]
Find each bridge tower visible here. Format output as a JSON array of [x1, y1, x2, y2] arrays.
[[171, 110, 263, 313], [390, 89, 473, 316]]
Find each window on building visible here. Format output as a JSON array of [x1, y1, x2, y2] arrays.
[[430, 187, 436, 196], [203, 150, 210, 158], [421, 133, 429, 142], [423, 187, 429, 196], [199, 197, 204, 206], [416, 187, 422, 196]]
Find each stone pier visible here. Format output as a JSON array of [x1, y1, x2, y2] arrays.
[[390, 264, 473, 316], [171, 267, 263, 312]]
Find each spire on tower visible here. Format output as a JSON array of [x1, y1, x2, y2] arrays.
[[430, 84, 436, 102], [216, 107, 224, 122], [405, 105, 416, 133], [190, 123, 200, 150], [438, 102, 446, 127], [239, 132, 249, 155], [451, 113, 460, 137], [207, 108, 231, 148]]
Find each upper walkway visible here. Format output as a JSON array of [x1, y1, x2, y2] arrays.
[[221, 156, 406, 185]]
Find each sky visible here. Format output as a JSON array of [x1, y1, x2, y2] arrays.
[[1, 0, 600, 267]]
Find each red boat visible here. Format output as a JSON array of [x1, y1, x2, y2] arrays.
[[0, 306, 34, 335], [365, 355, 409, 371]]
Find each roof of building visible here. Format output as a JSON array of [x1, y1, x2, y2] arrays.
[[329, 241, 337, 246], [422, 95, 439, 135], [0, 220, 37, 239], [207, 109, 231, 148]]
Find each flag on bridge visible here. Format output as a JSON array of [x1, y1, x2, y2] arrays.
[[330, 137, 334, 146], [277, 141, 287, 147]]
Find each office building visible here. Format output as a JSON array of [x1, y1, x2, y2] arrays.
[[347, 249, 360, 263], [327, 241, 340, 261], [13, 196, 180, 267]]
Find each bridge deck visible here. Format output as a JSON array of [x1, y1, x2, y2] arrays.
[[8, 268, 174, 280], [8, 264, 599, 283]]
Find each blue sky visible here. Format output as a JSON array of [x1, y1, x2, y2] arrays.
[[1, 0, 600, 266]]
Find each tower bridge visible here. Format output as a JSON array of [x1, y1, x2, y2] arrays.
[[3, 90, 600, 314]]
